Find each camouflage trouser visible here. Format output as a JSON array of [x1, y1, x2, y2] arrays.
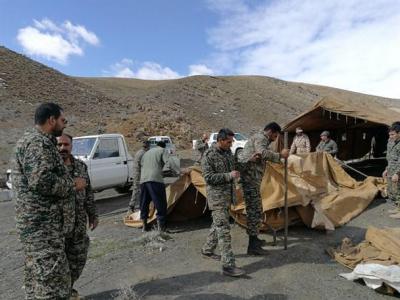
[[387, 178, 400, 205], [242, 181, 262, 237], [65, 232, 90, 286], [202, 208, 235, 268], [128, 180, 141, 210], [23, 238, 71, 300]]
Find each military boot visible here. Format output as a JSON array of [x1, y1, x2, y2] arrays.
[[142, 219, 150, 232], [247, 236, 270, 256], [254, 235, 267, 247], [157, 219, 166, 232], [222, 266, 246, 277]]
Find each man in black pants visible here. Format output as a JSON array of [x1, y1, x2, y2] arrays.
[[140, 141, 170, 232]]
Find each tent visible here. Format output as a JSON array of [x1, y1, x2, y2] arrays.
[[124, 152, 384, 231], [283, 97, 400, 160]]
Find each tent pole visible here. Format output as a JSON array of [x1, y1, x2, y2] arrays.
[[284, 131, 289, 250], [335, 158, 368, 178]]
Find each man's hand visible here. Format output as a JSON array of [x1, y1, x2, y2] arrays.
[[280, 149, 289, 159], [74, 178, 87, 191], [180, 168, 191, 175], [392, 174, 399, 183], [89, 218, 99, 231], [230, 170, 240, 179], [249, 152, 261, 162], [382, 169, 388, 178]]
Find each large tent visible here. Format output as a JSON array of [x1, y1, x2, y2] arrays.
[[124, 152, 384, 231], [283, 97, 400, 160]]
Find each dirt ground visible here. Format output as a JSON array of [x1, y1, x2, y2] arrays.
[[1, 184, 399, 300]]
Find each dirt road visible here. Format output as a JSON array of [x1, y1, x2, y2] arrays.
[[1, 190, 398, 299]]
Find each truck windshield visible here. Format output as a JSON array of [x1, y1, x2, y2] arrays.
[[234, 133, 247, 141], [72, 138, 96, 157]]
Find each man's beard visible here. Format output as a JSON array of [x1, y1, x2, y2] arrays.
[[59, 151, 70, 161], [53, 129, 64, 137]]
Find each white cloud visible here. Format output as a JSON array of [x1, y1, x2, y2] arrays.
[[104, 59, 180, 80], [206, 0, 400, 98], [189, 64, 214, 76], [17, 18, 99, 64]]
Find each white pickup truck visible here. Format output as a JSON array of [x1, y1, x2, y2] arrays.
[[71, 134, 134, 193], [7, 133, 134, 193]]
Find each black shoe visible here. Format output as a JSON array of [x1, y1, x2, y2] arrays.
[[254, 236, 267, 247], [201, 250, 220, 260], [222, 266, 246, 277], [247, 236, 270, 256], [142, 219, 150, 232], [157, 220, 166, 232]]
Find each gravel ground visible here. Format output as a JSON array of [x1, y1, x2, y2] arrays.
[[1, 190, 398, 300]]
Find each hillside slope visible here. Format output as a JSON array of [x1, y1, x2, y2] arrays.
[[1, 45, 398, 169]]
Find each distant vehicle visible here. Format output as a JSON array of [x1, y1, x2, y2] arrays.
[[203, 132, 248, 156], [7, 134, 134, 194], [148, 136, 176, 155]]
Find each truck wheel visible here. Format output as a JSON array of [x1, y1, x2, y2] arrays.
[[235, 148, 243, 159], [115, 185, 132, 194]]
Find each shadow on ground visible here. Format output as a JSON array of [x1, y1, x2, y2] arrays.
[[86, 270, 287, 299]]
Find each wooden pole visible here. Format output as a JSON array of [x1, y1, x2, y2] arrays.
[[284, 131, 289, 250]]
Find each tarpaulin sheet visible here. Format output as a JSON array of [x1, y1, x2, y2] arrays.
[[124, 152, 383, 230]]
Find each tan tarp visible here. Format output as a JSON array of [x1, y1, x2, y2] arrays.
[[124, 152, 384, 230], [329, 227, 400, 269]]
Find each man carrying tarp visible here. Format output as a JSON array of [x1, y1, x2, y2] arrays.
[[201, 128, 252, 277], [316, 131, 338, 155], [238, 122, 289, 255], [383, 123, 400, 218]]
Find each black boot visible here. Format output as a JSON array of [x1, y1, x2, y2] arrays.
[[157, 219, 166, 232], [247, 236, 269, 256], [142, 219, 150, 232], [254, 235, 267, 247], [222, 266, 246, 277]]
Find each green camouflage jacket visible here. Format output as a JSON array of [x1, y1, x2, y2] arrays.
[[194, 139, 209, 164], [13, 128, 75, 242], [66, 156, 98, 236], [238, 132, 281, 184], [133, 149, 146, 182], [386, 139, 400, 176], [201, 145, 236, 210]]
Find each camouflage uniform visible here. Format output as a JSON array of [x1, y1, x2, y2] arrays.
[[12, 128, 75, 300], [128, 149, 146, 210], [386, 140, 400, 204], [65, 156, 98, 287], [201, 146, 237, 268], [290, 134, 311, 154], [194, 139, 209, 165], [238, 132, 281, 236], [316, 139, 338, 155]]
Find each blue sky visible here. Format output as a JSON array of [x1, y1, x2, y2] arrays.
[[1, 0, 400, 98]]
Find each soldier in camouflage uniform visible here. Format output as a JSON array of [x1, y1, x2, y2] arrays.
[[383, 123, 400, 218], [238, 122, 289, 255], [57, 134, 99, 299], [12, 103, 87, 300], [127, 141, 150, 214], [201, 128, 254, 277], [290, 127, 311, 155], [194, 133, 209, 165]]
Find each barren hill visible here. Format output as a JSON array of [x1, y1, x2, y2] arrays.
[[1, 45, 399, 169]]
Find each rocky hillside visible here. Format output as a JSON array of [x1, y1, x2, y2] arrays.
[[0, 45, 399, 169]]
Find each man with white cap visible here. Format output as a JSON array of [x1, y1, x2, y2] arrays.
[[316, 131, 338, 155], [289, 127, 311, 155]]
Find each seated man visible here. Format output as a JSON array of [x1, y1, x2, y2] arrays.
[[316, 131, 338, 156]]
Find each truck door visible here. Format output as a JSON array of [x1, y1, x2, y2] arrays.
[[90, 137, 128, 189]]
